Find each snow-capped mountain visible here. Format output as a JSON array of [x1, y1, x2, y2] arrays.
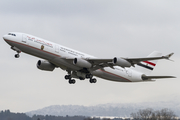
[[26, 102, 180, 117]]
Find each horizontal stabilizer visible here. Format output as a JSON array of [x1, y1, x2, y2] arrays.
[[142, 74, 176, 80]]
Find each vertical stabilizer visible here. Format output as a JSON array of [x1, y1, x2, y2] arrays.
[[133, 51, 162, 75]]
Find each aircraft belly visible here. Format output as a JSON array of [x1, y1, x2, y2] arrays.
[[4, 40, 13, 46], [12, 42, 55, 60], [93, 68, 131, 82], [101, 72, 130, 82], [8, 40, 83, 71], [50, 57, 80, 71]]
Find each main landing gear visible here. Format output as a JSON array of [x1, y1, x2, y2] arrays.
[[65, 75, 76, 84], [89, 78, 97, 83], [64, 74, 97, 84], [86, 74, 97, 83]]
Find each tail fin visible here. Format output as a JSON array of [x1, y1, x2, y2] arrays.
[[133, 51, 162, 75]]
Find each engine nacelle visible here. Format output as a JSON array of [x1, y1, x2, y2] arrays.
[[113, 57, 131, 67], [73, 58, 92, 68], [37, 60, 55, 71]]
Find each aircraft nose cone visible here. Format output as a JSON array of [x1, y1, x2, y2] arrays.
[[3, 34, 8, 41], [3, 35, 7, 40]]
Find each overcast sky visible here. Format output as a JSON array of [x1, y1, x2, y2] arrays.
[[0, 0, 180, 113]]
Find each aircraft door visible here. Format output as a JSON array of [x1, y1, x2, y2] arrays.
[[22, 34, 27, 43], [126, 69, 132, 77]]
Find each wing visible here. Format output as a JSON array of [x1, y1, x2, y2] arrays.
[[63, 58, 114, 70], [86, 58, 114, 70], [62, 52, 174, 71], [86, 52, 174, 70], [124, 52, 174, 64]]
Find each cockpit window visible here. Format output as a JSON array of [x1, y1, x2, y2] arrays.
[[8, 33, 16, 36]]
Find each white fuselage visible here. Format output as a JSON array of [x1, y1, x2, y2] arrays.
[[3, 32, 144, 82]]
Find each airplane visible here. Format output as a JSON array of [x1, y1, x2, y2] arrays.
[[3, 32, 175, 84]]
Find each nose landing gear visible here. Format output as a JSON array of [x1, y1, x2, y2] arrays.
[[15, 54, 20, 58], [11, 46, 21, 58]]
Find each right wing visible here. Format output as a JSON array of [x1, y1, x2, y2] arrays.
[[62, 52, 174, 71], [87, 52, 174, 70], [123, 52, 174, 65]]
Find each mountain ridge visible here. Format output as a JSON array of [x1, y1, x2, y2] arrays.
[[26, 101, 180, 117]]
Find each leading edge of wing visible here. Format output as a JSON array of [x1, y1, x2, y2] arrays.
[[124, 52, 174, 64], [87, 52, 174, 64]]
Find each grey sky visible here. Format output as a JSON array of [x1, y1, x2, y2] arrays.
[[0, 0, 179, 113]]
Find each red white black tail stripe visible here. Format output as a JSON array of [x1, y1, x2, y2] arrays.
[[137, 61, 156, 70]]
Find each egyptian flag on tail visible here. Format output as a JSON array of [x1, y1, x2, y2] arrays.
[[134, 51, 162, 75], [137, 61, 156, 71]]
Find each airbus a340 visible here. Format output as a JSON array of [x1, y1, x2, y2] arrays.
[[3, 32, 175, 84]]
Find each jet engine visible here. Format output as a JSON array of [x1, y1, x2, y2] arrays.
[[73, 58, 92, 68], [37, 60, 55, 71], [113, 57, 131, 67]]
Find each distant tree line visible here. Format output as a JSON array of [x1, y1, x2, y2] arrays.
[[0, 110, 127, 120], [130, 108, 177, 120], [0, 108, 178, 120], [0, 110, 31, 120]]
